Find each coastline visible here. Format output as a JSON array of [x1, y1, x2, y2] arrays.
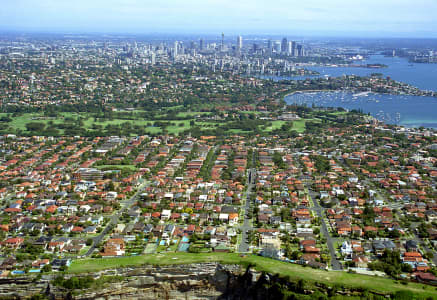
[[283, 89, 334, 99], [284, 91, 437, 130]]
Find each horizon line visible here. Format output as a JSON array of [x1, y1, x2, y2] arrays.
[[1, 29, 437, 40]]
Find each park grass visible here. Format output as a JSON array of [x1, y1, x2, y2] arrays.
[[144, 126, 162, 134], [263, 120, 287, 132], [240, 111, 262, 115], [291, 120, 306, 132], [176, 111, 211, 118], [96, 165, 137, 171], [5, 113, 51, 131], [68, 253, 437, 298], [3, 111, 337, 137], [195, 121, 220, 128], [327, 111, 349, 116], [165, 120, 191, 134], [227, 129, 247, 134]]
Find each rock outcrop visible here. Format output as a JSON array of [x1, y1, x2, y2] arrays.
[[0, 263, 391, 299], [0, 263, 250, 300]]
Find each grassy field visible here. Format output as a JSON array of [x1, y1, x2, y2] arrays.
[[1, 111, 338, 136], [96, 165, 138, 171], [176, 111, 211, 118], [0, 112, 192, 135], [291, 120, 306, 132], [68, 253, 437, 298], [263, 120, 287, 132]]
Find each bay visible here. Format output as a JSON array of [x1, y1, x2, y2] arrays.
[[284, 91, 437, 129], [262, 55, 437, 92]]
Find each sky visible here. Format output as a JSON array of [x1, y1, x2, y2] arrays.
[[1, 0, 437, 37]]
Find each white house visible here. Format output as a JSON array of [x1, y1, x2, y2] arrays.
[[161, 209, 172, 220], [219, 213, 229, 222], [341, 241, 353, 256]]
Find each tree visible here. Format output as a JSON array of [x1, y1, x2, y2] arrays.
[[26, 122, 45, 132], [401, 263, 412, 273], [425, 252, 434, 260], [42, 264, 52, 273], [388, 229, 401, 239], [284, 243, 293, 258], [290, 251, 301, 260]]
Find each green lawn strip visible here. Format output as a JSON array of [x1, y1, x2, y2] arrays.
[[68, 253, 437, 297], [227, 129, 247, 134], [262, 120, 287, 132], [165, 120, 191, 134], [144, 126, 162, 134], [239, 111, 262, 115], [78, 247, 90, 256], [96, 165, 137, 171], [291, 120, 307, 133], [176, 111, 210, 118], [195, 121, 221, 128]]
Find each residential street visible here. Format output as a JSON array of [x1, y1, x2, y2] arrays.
[[238, 151, 257, 253], [238, 168, 256, 253], [84, 180, 148, 257], [307, 188, 343, 270]]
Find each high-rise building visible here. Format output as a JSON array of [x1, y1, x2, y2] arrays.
[[291, 41, 297, 56], [281, 37, 288, 53], [174, 41, 178, 57], [237, 36, 243, 50], [287, 41, 293, 55], [267, 39, 272, 53], [199, 38, 204, 50], [297, 44, 304, 57], [221, 32, 225, 51], [274, 42, 281, 53], [151, 53, 156, 65]]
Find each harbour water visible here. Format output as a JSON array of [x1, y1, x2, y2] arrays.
[[270, 54, 437, 128], [285, 91, 437, 129], [263, 55, 437, 92]]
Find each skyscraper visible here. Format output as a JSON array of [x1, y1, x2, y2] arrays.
[[297, 44, 304, 57], [174, 41, 178, 57], [274, 42, 281, 53], [253, 43, 258, 52], [287, 41, 293, 55], [281, 37, 288, 53], [237, 35, 243, 50], [221, 32, 225, 51], [291, 41, 297, 56], [199, 38, 204, 51]]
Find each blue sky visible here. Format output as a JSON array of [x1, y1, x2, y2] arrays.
[[1, 0, 437, 37]]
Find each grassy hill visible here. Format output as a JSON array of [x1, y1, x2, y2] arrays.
[[68, 253, 437, 298]]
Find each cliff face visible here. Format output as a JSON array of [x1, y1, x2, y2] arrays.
[[0, 263, 385, 299], [0, 263, 256, 300], [75, 263, 245, 300]]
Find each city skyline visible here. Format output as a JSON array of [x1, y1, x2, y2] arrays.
[[2, 0, 437, 37]]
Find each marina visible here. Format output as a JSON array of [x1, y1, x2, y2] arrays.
[[265, 54, 437, 92], [285, 91, 437, 128]]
